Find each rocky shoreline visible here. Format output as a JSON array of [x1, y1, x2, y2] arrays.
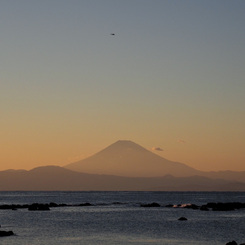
[[0, 202, 93, 211], [1, 201, 245, 211], [142, 202, 245, 211]]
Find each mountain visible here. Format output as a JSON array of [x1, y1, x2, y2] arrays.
[[1, 140, 244, 191], [65, 140, 201, 177], [1, 165, 245, 191], [201, 170, 245, 183]]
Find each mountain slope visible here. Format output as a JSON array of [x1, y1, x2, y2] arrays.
[[65, 140, 201, 177], [0, 166, 245, 191]]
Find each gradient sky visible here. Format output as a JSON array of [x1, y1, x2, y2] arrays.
[[1, 0, 245, 172]]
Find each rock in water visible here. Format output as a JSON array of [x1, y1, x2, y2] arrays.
[[178, 217, 188, 221], [0, 230, 14, 236], [28, 203, 50, 211], [140, 202, 161, 207], [226, 241, 237, 245]]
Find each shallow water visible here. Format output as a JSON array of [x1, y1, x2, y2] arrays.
[[0, 191, 245, 244]]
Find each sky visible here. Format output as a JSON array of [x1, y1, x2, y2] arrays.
[[1, 0, 245, 172]]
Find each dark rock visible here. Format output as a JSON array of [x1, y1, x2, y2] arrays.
[[57, 203, 68, 207], [178, 217, 188, 221], [49, 202, 59, 207], [206, 202, 245, 211], [184, 204, 199, 210], [200, 205, 209, 211], [28, 203, 50, 211], [226, 241, 237, 245], [0, 204, 28, 210], [0, 230, 14, 237], [165, 204, 173, 207], [140, 202, 161, 207], [78, 203, 93, 206]]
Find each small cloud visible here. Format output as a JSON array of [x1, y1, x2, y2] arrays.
[[177, 139, 186, 143], [152, 147, 164, 151]]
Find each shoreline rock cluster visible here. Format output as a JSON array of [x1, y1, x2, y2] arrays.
[[167, 202, 245, 211], [0, 202, 93, 211], [1, 201, 245, 211], [141, 202, 245, 211]]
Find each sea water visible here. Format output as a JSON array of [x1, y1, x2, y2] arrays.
[[0, 191, 245, 245]]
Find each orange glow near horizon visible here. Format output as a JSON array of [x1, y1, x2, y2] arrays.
[[1, 135, 245, 172], [1, 1, 245, 173]]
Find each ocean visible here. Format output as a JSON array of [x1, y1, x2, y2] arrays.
[[0, 191, 245, 245]]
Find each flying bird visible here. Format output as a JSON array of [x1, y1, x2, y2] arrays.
[[110, 33, 115, 36]]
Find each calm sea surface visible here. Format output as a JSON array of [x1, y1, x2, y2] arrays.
[[0, 191, 245, 245]]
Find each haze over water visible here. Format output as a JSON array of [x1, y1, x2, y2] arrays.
[[1, 0, 245, 172]]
